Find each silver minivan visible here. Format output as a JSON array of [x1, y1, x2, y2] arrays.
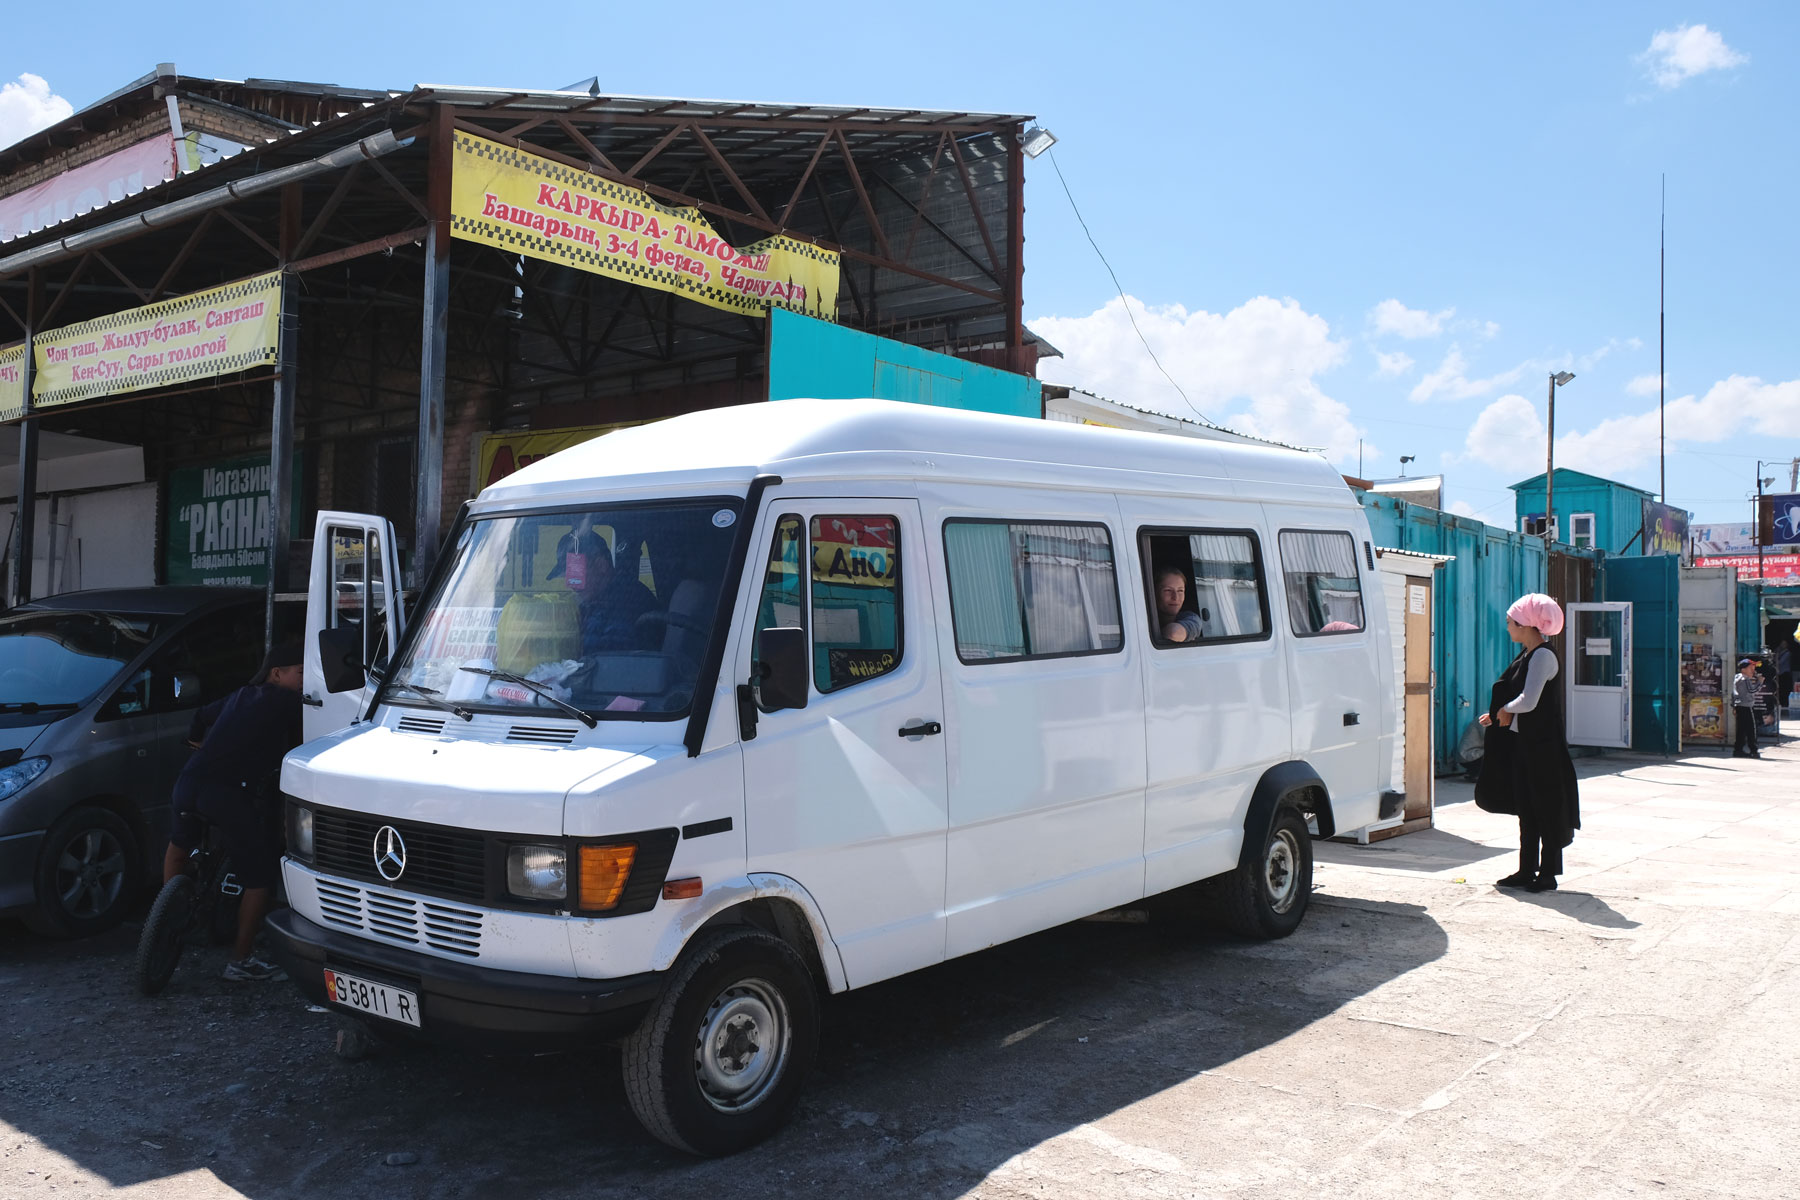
[[0, 588, 264, 936]]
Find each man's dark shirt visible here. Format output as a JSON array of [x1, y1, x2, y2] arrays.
[[180, 684, 304, 811], [578, 572, 659, 653]]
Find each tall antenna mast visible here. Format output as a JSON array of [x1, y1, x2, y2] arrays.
[[1660, 175, 1666, 501]]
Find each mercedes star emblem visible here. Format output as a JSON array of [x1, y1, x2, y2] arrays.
[[373, 825, 407, 882]]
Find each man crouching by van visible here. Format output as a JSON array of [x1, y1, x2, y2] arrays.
[[163, 642, 305, 981]]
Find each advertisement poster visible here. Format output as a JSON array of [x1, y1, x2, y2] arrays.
[[1770, 494, 1800, 547], [1642, 500, 1688, 556], [1694, 554, 1800, 581], [1680, 620, 1726, 744], [165, 453, 303, 587], [476, 422, 641, 490], [450, 132, 839, 321], [1692, 523, 1758, 555], [0, 343, 21, 422], [0, 134, 177, 243], [33, 272, 281, 408]]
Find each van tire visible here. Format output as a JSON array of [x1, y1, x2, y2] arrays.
[[622, 927, 819, 1156], [25, 806, 139, 939], [1215, 805, 1312, 939]]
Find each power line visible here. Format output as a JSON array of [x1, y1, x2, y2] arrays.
[[1045, 146, 1213, 425]]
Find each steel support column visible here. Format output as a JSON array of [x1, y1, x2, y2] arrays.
[[412, 104, 452, 588], [1005, 129, 1025, 368], [9, 269, 40, 606], [266, 271, 298, 648]]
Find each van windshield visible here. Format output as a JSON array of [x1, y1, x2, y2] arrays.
[[385, 500, 742, 721], [0, 611, 161, 708]]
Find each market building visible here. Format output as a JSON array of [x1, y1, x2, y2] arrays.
[[1, 67, 1047, 629]]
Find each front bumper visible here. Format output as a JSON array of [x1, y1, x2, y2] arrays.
[[265, 910, 664, 1049], [0, 829, 46, 916]]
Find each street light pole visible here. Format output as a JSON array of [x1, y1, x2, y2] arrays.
[[1544, 372, 1576, 567]]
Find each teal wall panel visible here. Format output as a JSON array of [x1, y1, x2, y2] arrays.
[[1603, 555, 1681, 754], [767, 308, 1040, 418]]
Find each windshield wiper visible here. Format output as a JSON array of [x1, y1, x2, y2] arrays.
[[382, 682, 474, 722], [0, 701, 80, 714], [458, 667, 598, 728]]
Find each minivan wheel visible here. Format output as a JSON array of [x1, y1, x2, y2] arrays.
[[622, 927, 819, 1156], [25, 806, 139, 938], [1216, 806, 1313, 940]]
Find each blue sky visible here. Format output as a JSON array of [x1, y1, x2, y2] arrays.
[[3, 2, 1793, 531]]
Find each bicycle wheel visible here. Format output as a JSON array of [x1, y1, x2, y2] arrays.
[[135, 875, 197, 996]]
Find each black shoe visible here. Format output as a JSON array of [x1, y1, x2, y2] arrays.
[[1733, 751, 1749, 758], [1495, 871, 1534, 889], [1526, 874, 1558, 893]]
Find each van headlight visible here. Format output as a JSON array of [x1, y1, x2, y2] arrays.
[[506, 844, 568, 901], [0, 757, 50, 802], [290, 805, 315, 861]]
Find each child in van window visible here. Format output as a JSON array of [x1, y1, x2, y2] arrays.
[[1155, 567, 1204, 643]]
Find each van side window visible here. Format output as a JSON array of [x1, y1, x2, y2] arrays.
[[751, 515, 806, 710], [1140, 529, 1269, 645], [1278, 530, 1366, 636], [943, 520, 1123, 663], [810, 515, 902, 693]]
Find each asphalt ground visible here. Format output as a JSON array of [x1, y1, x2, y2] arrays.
[[3, 738, 1796, 1199]]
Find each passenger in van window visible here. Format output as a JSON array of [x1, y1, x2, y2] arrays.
[[547, 527, 658, 653], [1474, 594, 1581, 894], [1155, 567, 1204, 643]]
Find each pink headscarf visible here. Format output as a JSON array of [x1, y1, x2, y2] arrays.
[[1506, 593, 1564, 637]]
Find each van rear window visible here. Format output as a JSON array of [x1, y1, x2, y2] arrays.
[[943, 520, 1123, 663], [1277, 530, 1366, 636]]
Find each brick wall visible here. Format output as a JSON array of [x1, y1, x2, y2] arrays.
[[0, 99, 289, 200]]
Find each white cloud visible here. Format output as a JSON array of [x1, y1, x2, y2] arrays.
[[1373, 349, 1414, 377], [1459, 393, 1546, 476], [0, 74, 72, 151], [1370, 299, 1454, 339], [1626, 373, 1665, 397], [1638, 24, 1747, 89], [1459, 374, 1800, 484], [1448, 500, 1479, 519], [1409, 346, 1527, 404], [1030, 294, 1366, 464]]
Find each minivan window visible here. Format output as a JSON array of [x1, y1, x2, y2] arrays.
[[0, 611, 160, 709], [751, 514, 806, 711], [944, 520, 1123, 663], [1141, 529, 1269, 644], [810, 515, 901, 693], [385, 500, 741, 720], [1278, 530, 1366, 635]]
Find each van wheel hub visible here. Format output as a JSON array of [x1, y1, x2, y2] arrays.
[[694, 979, 787, 1111], [1264, 828, 1300, 914]]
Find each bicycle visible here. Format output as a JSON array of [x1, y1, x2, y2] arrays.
[[134, 824, 243, 996]]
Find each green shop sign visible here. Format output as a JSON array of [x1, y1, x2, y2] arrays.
[[165, 453, 303, 587]]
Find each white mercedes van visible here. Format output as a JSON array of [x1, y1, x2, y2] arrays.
[[269, 398, 1396, 1155]]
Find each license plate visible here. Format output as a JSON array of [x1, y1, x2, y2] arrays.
[[323, 968, 421, 1027]]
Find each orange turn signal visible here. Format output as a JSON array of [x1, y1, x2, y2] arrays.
[[576, 843, 637, 911], [662, 877, 703, 900]]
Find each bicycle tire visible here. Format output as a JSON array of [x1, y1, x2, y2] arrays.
[[135, 875, 197, 997]]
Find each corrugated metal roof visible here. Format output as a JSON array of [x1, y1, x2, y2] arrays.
[[411, 85, 1031, 128]]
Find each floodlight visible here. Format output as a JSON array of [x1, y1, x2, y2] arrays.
[[1552, 371, 1575, 387], [1021, 127, 1058, 159]]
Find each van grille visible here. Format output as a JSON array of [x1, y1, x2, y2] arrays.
[[395, 715, 446, 735], [506, 723, 580, 745], [310, 809, 487, 903], [315, 878, 484, 958]]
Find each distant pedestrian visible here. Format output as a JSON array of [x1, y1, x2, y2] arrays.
[[1475, 593, 1581, 893], [1732, 658, 1763, 759]]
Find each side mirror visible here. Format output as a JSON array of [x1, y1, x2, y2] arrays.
[[317, 627, 366, 694], [756, 627, 809, 713], [172, 672, 202, 705]]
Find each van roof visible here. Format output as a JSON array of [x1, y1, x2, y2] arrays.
[[476, 398, 1354, 510]]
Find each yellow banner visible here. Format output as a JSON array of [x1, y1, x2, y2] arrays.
[[477, 421, 644, 491], [0, 343, 22, 422], [451, 133, 838, 321], [32, 271, 280, 408]]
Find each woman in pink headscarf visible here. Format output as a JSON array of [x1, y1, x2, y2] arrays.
[[1474, 593, 1581, 892]]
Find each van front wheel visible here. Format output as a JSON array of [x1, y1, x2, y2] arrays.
[[1217, 806, 1313, 939], [622, 927, 819, 1156]]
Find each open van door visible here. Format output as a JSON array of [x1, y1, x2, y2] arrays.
[[303, 511, 405, 742]]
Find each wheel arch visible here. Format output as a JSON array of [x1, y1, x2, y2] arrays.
[[652, 873, 849, 994], [1240, 760, 1334, 875]]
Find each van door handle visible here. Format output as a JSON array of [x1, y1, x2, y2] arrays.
[[302, 693, 324, 708], [1343, 712, 1360, 726], [898, 721, 942, 738]]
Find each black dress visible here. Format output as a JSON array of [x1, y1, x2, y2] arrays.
[[1474, 644, 1581, 875]]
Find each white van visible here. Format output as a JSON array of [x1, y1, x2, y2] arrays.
[[270, 398, 1395, 1155]]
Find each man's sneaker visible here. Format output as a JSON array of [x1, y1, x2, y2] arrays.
[[223, 955, 288, 982]]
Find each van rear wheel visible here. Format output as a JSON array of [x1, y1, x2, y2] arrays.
[[1216, 806, 1313, 939], [622, 927, 818, 1156]]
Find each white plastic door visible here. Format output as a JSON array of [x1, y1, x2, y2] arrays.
[[303, 511, 405, 741], [1565, 601, 1632, 748]]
